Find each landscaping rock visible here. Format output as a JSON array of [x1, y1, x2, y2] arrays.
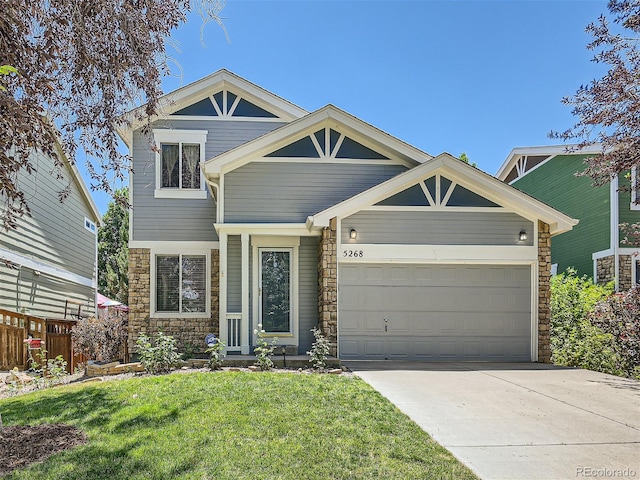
[[247, 366, 260, 372], [328, 368, 342, 375], [4, 368, 34, 385]]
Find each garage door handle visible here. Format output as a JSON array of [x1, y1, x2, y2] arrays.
[[384, 318, 388, 332]]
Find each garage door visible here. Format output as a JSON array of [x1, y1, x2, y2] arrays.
[[338, 263, 532, 361]]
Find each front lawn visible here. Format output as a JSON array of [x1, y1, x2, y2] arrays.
[[0, 371, 477, 479]]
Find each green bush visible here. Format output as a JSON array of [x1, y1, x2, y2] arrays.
[[136, 332, 181, 374], [550, 269, 621, 374]]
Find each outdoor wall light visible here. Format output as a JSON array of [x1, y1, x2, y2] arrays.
[[519, 230, 527, 242], [350, 228, 357, 239]]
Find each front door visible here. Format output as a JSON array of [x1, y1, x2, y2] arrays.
[[258, 248, 292, 334]]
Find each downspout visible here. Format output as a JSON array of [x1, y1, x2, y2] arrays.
[[611, 176, 620, 292]]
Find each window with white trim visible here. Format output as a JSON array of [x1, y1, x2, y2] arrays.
[[153, 129, 208, 199], [631, 166, 639, 210], [84, 217, 97, 234], [154, 253, 209, 315]]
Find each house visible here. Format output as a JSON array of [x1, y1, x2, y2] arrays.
[[0, 140, 101, 318], [119, 70, 577, 363], [496, 146, 639, 291]]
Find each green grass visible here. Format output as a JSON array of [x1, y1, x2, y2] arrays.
[[0, 372, 478, 479]]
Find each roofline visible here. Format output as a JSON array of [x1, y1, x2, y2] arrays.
[[52, 138, 102, 225], [495, 143, 603, 181], [309, 152, 578, 236], [116, 69, 308, 148], [202, 104, 433, 177]]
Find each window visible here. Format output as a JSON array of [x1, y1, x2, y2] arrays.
[[84, 217, 97, 234], [153, 129, 207, 199], [631, 167, 639, 210], [155, 254, 208, 315]]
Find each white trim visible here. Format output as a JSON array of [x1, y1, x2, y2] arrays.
[[129, 241, 219, 250], [153, 129, 208, 199], [507, 155, 558, 186], [496, 144, 602, 181], [252, 242, 299, 346], [611, 177, 620, 291], [631, 167, 640, 210], [0, 247, 95, 288], [151, 115, 286, 124], [153, 190, 208, 200], [150, 247, 211, 318], [364, 205, 506, 213], [337, 244, 537, 263], [214, 223, 320, 236], [241, 233, 250, 354], [117, 69, 308, 147], [252, 157, 411, 166], [531, 262, 539, 362], [309, 154, 578, 236], [84, 217, 97, 234], [219, 233, 228, 352], [203, 105, 431, 178]]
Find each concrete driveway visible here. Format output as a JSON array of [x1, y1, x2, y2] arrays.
[[346, 362, 640, 480]]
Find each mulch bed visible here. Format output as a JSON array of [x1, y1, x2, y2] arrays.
[[0, 423, 87, 475]]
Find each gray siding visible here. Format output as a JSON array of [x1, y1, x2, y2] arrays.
[[342, 210, 534, 246], [0, 149, 97, 317], [132, 119, 285, 241], [0, 248, 95, 318], [224, 162, 407, 223], [298, 236, 319, 353], [227, 236, 242, 312]]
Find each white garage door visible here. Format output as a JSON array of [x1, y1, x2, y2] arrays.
[[338, 263, 532, 361]]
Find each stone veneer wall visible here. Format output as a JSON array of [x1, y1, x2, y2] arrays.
[[318, 218, 338, 356], [597, 254, 632, 291], [128, 248, 219, 355], [538, 221, 552, 363]]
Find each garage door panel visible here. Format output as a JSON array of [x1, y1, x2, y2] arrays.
[[339, 263, 532, 361]]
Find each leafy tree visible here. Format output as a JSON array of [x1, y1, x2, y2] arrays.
[[551, 1, 639, 189], [458, 152, 477, 167], [1, 0, 225, 230], [98, 188, 129, 304]]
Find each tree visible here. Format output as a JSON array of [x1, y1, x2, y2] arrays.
[[458, 152, 477, 167], [98, 188, 129, 304], [551, 1, 639, 188], [1, 0, 225, 231]]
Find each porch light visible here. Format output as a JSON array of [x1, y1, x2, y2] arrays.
[[519, 230, 527, 242], [350, 229, 357, 239]]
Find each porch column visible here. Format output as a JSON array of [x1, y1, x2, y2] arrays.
[[241, 232, 250, 354], [219, 232, 228, 353]]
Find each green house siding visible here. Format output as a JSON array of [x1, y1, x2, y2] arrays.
[[512, 154, 609, 278]]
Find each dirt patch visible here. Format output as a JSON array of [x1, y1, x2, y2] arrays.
[[0, 423, 87, 475]]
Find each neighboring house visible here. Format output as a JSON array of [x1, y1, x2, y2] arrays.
[[119, 69, 577, 363], [497, 145, 639, 291], [0, 141, 101, 318]]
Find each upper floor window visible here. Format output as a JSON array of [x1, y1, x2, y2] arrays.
[[84, 217, 97, 234], [153, 129, 208, 199], [631, 166, 639, 211]]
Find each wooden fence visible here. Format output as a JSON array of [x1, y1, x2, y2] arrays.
[[0, 309, 86, 373], [0, 309, 45, 370]]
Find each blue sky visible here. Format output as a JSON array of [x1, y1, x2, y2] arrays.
[[89, 0, 609, 214]]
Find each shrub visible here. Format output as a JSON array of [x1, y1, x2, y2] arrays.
[[72, 315, 127, 363], [588, 286, 640, 378], [206, 337, 226, 370], [136, 332, 181, 374], [307, 327, 331, 370], [253, 324, 277, 371], [550, 269, 620, 374]]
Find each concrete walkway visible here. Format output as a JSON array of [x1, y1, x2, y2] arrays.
[[346, 362, 640, 480]]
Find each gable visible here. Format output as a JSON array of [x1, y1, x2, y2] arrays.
[[309, 153, 579, 236], [172, 89, 279, 119], [264, 127, 389, 160], [375, 174, 500, 208]]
